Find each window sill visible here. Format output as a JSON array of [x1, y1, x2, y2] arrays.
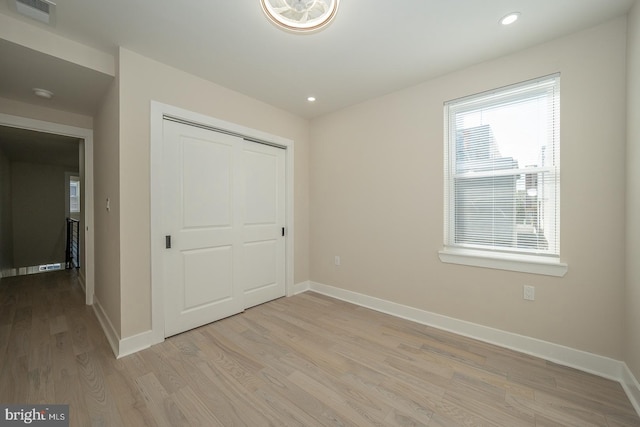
[[438, 248, 568, 277]]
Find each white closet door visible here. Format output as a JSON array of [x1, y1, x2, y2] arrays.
[[162, 120, 285, 337]]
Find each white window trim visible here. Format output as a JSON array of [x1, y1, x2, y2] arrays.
[[441, 75, 567, 276], [438, 247, 567, 277]]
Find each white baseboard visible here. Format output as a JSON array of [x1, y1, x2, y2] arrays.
[[308, 281, 639, 414], [92, 296, 120, 358], [291, 280, 311, 295], [621, 363, 640, 415], [91, 296, 153, 358], [118, 330, 153, 358]]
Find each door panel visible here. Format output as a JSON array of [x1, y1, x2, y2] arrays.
[[244, 149, 278, 224], [243, 241, 277, 293], [241, 142, 286, 308], [181, 139, 232, 228], [182, 246, 233, 310], [163, 121, 244, 337]]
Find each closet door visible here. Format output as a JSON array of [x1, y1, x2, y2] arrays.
[[162, 119, 285, 337]]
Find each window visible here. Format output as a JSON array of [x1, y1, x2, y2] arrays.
[[70, 178, 80, 213], [440, 75, 567, 276]]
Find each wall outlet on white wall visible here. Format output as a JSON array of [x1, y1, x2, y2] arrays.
[[334, 256, 341, 266], [523, 285, 535, 301]]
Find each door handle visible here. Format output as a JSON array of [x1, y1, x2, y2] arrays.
[[166, 235, 171, 249]]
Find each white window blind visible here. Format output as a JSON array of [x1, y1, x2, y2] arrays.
[[443, 75, 560, 259]]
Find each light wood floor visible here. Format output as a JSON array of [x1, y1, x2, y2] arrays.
[[1, 271, 639, 426]]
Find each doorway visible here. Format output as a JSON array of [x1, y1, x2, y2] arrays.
[[0, 113, 95, 305]]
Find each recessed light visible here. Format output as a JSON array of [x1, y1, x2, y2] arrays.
[[500, 12, 520, 26], [33, 88, 54, 99], [307, 96, 316, 102]]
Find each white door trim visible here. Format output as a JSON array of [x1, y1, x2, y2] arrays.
[[150, 101, 295, 345], [0, 113, 95, 305]]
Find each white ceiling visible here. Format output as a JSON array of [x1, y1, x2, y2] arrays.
[[0, 0, 636, 119]]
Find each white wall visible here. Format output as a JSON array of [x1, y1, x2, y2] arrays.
[[625, 0, 640, 381], [310, 17, 628, 359], [117, 48, 310, 338]]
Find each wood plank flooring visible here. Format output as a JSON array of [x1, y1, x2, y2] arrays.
[[1, 270, 639, 426]]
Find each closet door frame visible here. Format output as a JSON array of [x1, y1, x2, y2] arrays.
[[149, 101, 295, 347]]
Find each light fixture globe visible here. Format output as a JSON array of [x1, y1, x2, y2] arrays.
[[261, 0, 339, 33]]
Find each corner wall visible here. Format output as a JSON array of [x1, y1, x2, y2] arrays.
[[93, 77, 122, 337], [310, 17, 627, 359]]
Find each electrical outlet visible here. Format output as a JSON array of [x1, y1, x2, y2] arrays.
[[523, 285, 535, 301], [334, 256, 341, 266]]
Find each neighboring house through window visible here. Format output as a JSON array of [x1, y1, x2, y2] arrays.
[[439, 74, 567, 277]]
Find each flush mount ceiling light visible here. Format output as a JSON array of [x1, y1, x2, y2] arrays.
[[261, 0, 339, 33], [500, 12, 520, 26]]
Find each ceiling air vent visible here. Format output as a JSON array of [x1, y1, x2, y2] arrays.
[[14, 0, 56, 25]]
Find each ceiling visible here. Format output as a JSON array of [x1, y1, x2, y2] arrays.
[[0, 0, 636, 119], [0, 126, 80, 169]]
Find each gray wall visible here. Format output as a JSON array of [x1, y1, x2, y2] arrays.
[[11, 161, 78, 267]]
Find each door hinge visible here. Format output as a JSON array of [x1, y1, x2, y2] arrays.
[[165, 235, 172, 249]]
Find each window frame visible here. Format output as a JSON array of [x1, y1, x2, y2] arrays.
[[69, 178, 80, 214], [438, 75, 567, 277]]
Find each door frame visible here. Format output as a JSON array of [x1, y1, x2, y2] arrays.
[[149, 101, 295, 345], [0, 113, 95, 305]]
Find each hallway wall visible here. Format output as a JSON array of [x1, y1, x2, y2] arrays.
[[11, 161, 79, 267]]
